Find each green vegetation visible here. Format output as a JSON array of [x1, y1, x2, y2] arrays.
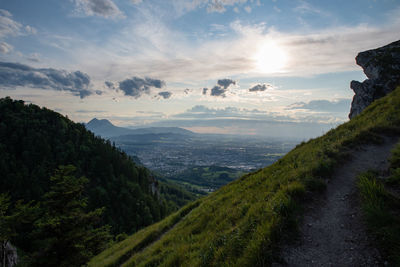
[[29, 166, 111, 266], [158, 181, 198, 213], [89, 200, 200, 267], [0, 97, 198, 265], [0, 97, 167, 235], [358, 142, 400, 265], [167, 166, 245, 192], [0, 97, 193, 237], [1, 166, 112, 266], [0, 194, 38, 267], [90, 87, 400, 266]]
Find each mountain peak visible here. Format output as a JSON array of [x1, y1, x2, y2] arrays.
[[87, 118, 114, 127]]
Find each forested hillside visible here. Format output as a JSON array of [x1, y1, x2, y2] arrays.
[[0, 97, 189, 235]]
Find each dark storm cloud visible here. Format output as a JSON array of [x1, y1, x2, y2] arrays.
[[105, 81, 114, 89], [217, 78, 236, 89], [249, 83, 271, 92], [287, 99, 351, 112], [210, 85, 226, 97], [158, 91, 172, 99], [118, 77, 166, 98], [74, 0, 123, 18], [206, 78, 236, 97], [0, 61, 92, 98]]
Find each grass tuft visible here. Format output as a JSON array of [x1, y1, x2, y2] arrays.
[[358, 142, 400, 265]]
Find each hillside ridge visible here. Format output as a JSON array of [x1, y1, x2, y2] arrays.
[[86, 118, 194, 138], [90, 84, 400, 266], [277, 135, 398, 266]]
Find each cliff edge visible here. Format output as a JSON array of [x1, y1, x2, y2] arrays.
[[349, 40, 400, 119]]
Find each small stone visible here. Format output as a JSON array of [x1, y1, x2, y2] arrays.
[[341, 224, 344, 228], [307, 223, 312, 227]]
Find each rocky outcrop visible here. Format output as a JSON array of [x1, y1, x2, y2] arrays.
[[1, 242, 18, 267], [148, 175, 160, 199], [349, 40, 400, 119]]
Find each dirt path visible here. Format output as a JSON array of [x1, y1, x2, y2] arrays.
[[276, 136, 399, 266]]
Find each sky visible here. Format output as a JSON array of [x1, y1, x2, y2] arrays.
[[0, 0, 399, 138]]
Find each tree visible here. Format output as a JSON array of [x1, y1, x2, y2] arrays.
[[30, 165, 111, 267], [0, 194, 38, 267]]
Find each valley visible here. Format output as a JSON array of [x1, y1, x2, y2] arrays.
[[87, 119, 298, 192], [115, 134, 296, 192]]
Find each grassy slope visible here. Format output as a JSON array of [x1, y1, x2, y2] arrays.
[[89, 86, 400, 267], [358, 142, 400, 264]]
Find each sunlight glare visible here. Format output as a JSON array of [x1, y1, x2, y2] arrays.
[[253, 41, 288, 74]]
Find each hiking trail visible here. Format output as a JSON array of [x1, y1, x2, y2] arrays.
[[276, 136, 399, 266]]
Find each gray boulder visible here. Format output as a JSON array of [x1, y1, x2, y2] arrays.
[[349, 40, 400, 119]]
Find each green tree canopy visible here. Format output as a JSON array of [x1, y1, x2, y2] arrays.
[[30, 165, 111, 267]]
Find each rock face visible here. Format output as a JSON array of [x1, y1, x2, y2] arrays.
[[1, 242, 18, 267], [349, 40, 400, 119]]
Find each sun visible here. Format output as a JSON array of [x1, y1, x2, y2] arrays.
[[253, 41, 288, 74]]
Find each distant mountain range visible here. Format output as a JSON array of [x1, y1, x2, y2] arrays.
[[85, 118, 194, 138]]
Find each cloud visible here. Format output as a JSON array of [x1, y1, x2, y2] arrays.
[[0, 9, 37, 38], [117, 77, 165, 98], [177, 105, 272, 119], [169, 0, 255, 16], [206, 0, 249, 13], [287, 99, 351, 112], [207, 78, 236, 97], [0, 9, 37, 55], [0, 61, 93, 98], [207, 1, 226, 13], [150, 117, 332, 139], [24, 25, 37, 35], [0, 41, 12, 53], [72, 2, 400, 85], [105, 81, 114, 88], [210, 85, 227, 97], [172, 103, 347, 125], [249, 83, 272, 92], [0, 9, 21, 38], [0, 9, 23, 43], [27, 53, 40, 62], [74, 0, 123, 18], [217, 78, 236, 89], [131, 0, 143, 4], [294, 0, 326, 15], [158, 91, 172, 99], [76, 109, 106, 113]]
